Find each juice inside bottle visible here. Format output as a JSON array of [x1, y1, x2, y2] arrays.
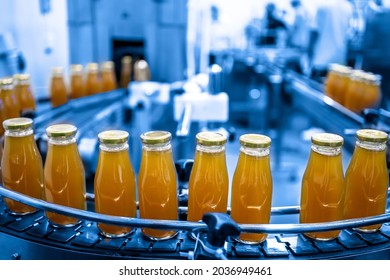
[[44, 124, 86, 227], [49, 67, 68, 108], [359, 73, 382, 111], [134, 59, 151, 81], [69, 64, 85, 99], [300, 133, 345, 240], [344, 70, 365, 113], [1, 118, 44, 214], [14, 73, 36, 113], [1, 77, 21, 119], [0, 91, 6, 136], [94, 130, 137, 237], [187, 132, 229, 222], [344, 129, 389, 232], [85, 63, 101, 95], [120, 56, 132, 88], [101, 61, 117, 92], [230, 134, 273, 244], [138, 131, 178, 240]]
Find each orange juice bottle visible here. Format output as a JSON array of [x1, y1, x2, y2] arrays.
[[101, 61, 117, 92], [120, 56, 132, 88], [69, 64, 85, 99], [359, 73, 382, 111], [300, 133, 345, 240], [49, 67, 68, 108], [344, 129, 389, 232], [14, 73, 36, 114], [138, 131, 178, 240], [85, 63, 101, 95], [1, 118, 44, 214], [94, 130, 137, 237], [44, 124, 86, 227], [134, 59, 151, 81], [230, 134, 273, 244], [344, 70, 365, 113], [325, 64, 339, 100], [187, 132, 229, 222], [335, 66, 351, 106], [0, 77, 21, 119]]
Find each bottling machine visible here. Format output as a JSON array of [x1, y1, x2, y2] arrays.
[[1, 62, 390, 260]]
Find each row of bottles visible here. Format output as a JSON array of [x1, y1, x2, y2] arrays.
[[1, 118, 388, 244], [300, 130, 389, 241], [325, 64, 382, 114], [49, 61, 118, 108], [49, 57, 151, 108], [0, 75, 36, 136]]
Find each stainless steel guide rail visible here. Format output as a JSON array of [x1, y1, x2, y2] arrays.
[[1, 186, 390, 260]]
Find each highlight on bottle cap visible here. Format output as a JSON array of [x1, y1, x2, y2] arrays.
[[311, 133, 344, 147], [122, 56, 132, 64], [86, 63, 99, 72], [70, 64, 83, 73], [196, 131, 227, 146], [51, 67, 63, 76], [46, 124, 77, 137], [356, 129, 388, 143], [98, 130, 129, 144], [3, 117, 33, 130], [240, 134, 271, 148], [0, 77, 14, 87], [13, 73, 31, 86], [101, 61, 114, 71], [140, 130, 171, 144]]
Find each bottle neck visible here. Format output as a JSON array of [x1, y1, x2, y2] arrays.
[[356, 139, 386, 151], [142, 142, 171, 152], [100, 142, 128, 152], [48, 136, 76, 146], [311, 144, 342, 156], [196, 144, 225, 154], [240, 146, 270, 157], [5, 127, 34, 138]]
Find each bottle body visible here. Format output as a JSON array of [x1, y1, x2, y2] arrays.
[[187, 132, 229, 222], [120, 56, 132, 88], [101, 61, 117, 92], [44, 124, 86, 227], [49, 68, 68, 107], [94, 130, 137, 237], [1, 78, 20, 119], [138, 131, 178, 240], [86, 63, 101, 95], [14, 74, 36, 113], [344, 129, 389, 232], [70, 65, 85, 99], [230, 134, 272, 244], [1, 118, 44, 214], [300, 133, 345, 240]]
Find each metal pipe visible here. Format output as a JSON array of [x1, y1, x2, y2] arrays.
[[176, 103, 192, 137], [2, 187, 389, 234]]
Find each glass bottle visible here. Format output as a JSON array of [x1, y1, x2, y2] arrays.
[[101, 61, 117, 92], [138, 131, 178, 240], [300, 133, 345, 240], [85, 63, 101, 95], [44, 124, 86, 227], [69, 64, 85, 99], [0, 77, 21, 119], [187, 132, 229, 222], [0, 86, 6, 136], [94, 130, 137, 238], [230, 134, 273, 244], [344, 70, 365, 113], [49, 67, 68, 108], [359, 73, 382, 111], [120, 56, 132, 88], [344, 129, 389, 232], [14, 73, 36, 114], [134, 59, 151, 81], [1, 118, 44, 214], [325, 63, 339, 100]]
